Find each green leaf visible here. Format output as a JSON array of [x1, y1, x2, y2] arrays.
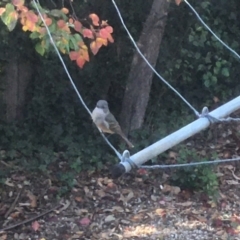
[[73, 33, 83, 42], [213, 67, 219, 74], [30, 31, 41, 39], [5, 3, 15, 12], [216, 61, 221, 68], [1, 4, 17, 31], [50, 9, 67, 20], [35, 42, 45, 55], [69, 35, 79, 50], [211, 76, 217, 84], [195, 52, 201, 59], [221, 68, 229, 77]]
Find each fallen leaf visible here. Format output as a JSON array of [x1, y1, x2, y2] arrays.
[[95, 189, 106, 198], [155, 208, 166, 216], [105, 215, 115, 222], [32, 221, 40, 231], [104, 206, 124, 213], [176, 201, 192, 207], [120, 219, 131, 225], [5, 178, 14, 187], [10, 211, 21, 219], [57, 200, 71, 212], [125, 191, 134, 202], [169, 151, 178, 159], [162, 184, 181, 195], [0, 234, 7, 240], [226, 180, 238, 185], [75, 196, 83, 202], [79, 217, 91, 226], [26, 191, 37, 208]]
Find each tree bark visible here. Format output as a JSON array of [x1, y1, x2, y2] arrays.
[[120, 0, 169, 135], [2, 57, 32, 122]]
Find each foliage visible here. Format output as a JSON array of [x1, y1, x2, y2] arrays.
[[0, 0, 114, 68], [0, 0, 240, 192], [170, 147, 219, 197]]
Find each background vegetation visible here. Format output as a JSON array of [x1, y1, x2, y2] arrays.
[[0, 0, 240, 195]]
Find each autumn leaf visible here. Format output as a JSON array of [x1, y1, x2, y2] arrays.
[[99, 28, 108, 39], [96, 37, 107, 47], [12, 0, 25, 7], [90, 41, 100, 55], [107, 34, 114, 43], [1, 8, 18, 31], [74, 20, 82, 32], [0, 8, 6, 16], [79, 43, 88, 50], [61, 7, 69, 14], [76, 57, 86, 68], [32, 221, 40, 231], [69, 51, 79, 61], [105, 26, 113, 34], [101, 20, 108, 26], [83, 29, 94, 39], [26, 11, 38, 23], [99, 28, 114, 43], [44, 18, 52, 26], [26, 190, 37, 208], [137, 169, 148, 175], [80, 49, 89, 62], [18, 5, 28, 12], [79, 217, 91, 226], [89, 13, 99, 26], [175, 0, 182, 5], [57, 19, 66, 29]]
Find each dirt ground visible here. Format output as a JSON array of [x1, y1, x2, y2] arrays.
[[1, 122, 240, 240]]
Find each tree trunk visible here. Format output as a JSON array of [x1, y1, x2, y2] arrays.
[[120, 0, 169, 135], [1, 57, 32, 122]]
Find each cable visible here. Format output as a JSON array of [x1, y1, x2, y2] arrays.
[[140, 156, 240, 169], [33, 0, 122, 160], [111, 0, 199, 116], [184, 0, 240, 60]]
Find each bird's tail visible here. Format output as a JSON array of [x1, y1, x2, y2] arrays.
[[120, 134, 134, 148]]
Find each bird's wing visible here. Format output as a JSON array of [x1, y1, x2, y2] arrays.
[[105, 112, 122, 134]]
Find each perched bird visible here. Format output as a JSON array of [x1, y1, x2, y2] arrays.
[[91, 100, 134, 148]]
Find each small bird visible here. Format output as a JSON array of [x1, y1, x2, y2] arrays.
[[91, 100, 134, 148]]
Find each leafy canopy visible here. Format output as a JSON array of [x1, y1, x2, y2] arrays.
[[0, 0, 114, 68]]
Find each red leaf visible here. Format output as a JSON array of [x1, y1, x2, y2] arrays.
[[74, 20, 82, 32], [26, 11, 38, 23], [175, 0, 182, 5], [89, 13, 99, 26], [105, 26, 113, 34], [69, 51, 79, 61], [99, 28, 108, 39], [79, 217, 91, 226], [44, 18, 52, 26], [137, 169, 148, 175], [76, 57, 86, 68], [83, 29, 94, 39], [99, 28, 114, 43], [32, 221, 40, 231], [57, 19, 66, 28]]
